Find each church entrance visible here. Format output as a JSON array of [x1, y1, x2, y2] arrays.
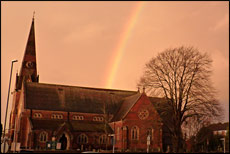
[[59, 134, 67, 150]]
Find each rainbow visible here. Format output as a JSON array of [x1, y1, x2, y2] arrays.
[[105, 1, 146, 88]]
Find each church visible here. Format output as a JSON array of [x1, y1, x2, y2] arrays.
[[8, 17, 171, 152]]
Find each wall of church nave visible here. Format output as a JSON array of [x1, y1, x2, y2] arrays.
[[71, 132, 113, 151], [31, 130, 114, 151]]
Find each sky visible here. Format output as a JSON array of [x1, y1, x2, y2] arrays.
[[1, 1, 229, 130]]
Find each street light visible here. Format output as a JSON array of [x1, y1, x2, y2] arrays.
[[3, 60, 18, 153], [147, 135, 150, 153], [108, 134, 115, 153], [220, 138, 225, 153]]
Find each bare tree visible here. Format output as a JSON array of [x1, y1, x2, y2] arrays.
[[138, 46, 223, 152]]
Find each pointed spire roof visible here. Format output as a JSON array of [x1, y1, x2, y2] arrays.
[[16, 17, 38, 90], [24, 17, 36, 58]]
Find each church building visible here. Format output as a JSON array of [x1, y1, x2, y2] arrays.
[[8, 18, 169, 152]]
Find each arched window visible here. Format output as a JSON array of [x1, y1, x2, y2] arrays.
[[99, 134, 107, 144], [34, 113, 42, 118], [147, 128, 154, 141], [73, 115, 84, 120], [51, 114, 63, 119], [39, 131, 48, 142], [131, 126, 139, 140], [77, 134, 88, 144], [93, 116, 104, 122]]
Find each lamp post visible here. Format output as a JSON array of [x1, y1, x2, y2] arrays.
[[3, 60, 18, 153], [147, 135, 150, 153], [108, 134, 115, 153], [220, 138, 225, 153], [13, 115, 18, 153]]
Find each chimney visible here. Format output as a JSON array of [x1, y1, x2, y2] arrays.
[[143, 86, 145, 93]]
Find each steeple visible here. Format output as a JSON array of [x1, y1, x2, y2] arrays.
[[16, 16, 39, 90]]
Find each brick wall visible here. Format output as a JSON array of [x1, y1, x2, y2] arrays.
[[116, 93, 162, 152]]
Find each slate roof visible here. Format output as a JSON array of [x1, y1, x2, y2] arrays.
[[17, 18, 38, 90], [149, 97, 173, 123], [111, 93, 142, 121], [208, 122, 229, 131], [31, 119, 113, 133], [31, 119, 65, 130], [25, 82, 172, 133], [24, 82, 138, 114]]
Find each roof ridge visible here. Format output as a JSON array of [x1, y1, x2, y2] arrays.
[[27, 82, 137, 93]]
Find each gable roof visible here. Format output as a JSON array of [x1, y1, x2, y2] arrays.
[[24, 82, 137, 114], [109, 94, 173, 123], [111, 93, 142, 122]]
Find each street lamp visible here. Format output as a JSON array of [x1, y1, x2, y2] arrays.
[[3, 60, 18, 153], [108, 134, 115, 153], [147, 135, 150, 153], [220, 138, 225, 153]]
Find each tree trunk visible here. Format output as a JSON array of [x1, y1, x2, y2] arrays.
[[172, 124, 184, 152]]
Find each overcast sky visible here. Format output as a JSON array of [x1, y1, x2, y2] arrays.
[[1, 1, 229, 130]]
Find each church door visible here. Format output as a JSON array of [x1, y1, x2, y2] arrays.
[[59, 134, 67, 150]]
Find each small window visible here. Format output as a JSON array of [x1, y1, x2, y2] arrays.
[[40, 131, 48, 142], [51, 114, 63, 119], [147, 128, 154, 141], [93, 116, 103, 121], [99, 134, 108, 144], [34, 113, 42, 118], [77, 134, 88, 144], [73, 115, 84, 120], [131, 126, 139, 140]]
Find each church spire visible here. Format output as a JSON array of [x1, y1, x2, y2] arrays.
[[16, 16, 39, 90], [33, 11, 35, 21]]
